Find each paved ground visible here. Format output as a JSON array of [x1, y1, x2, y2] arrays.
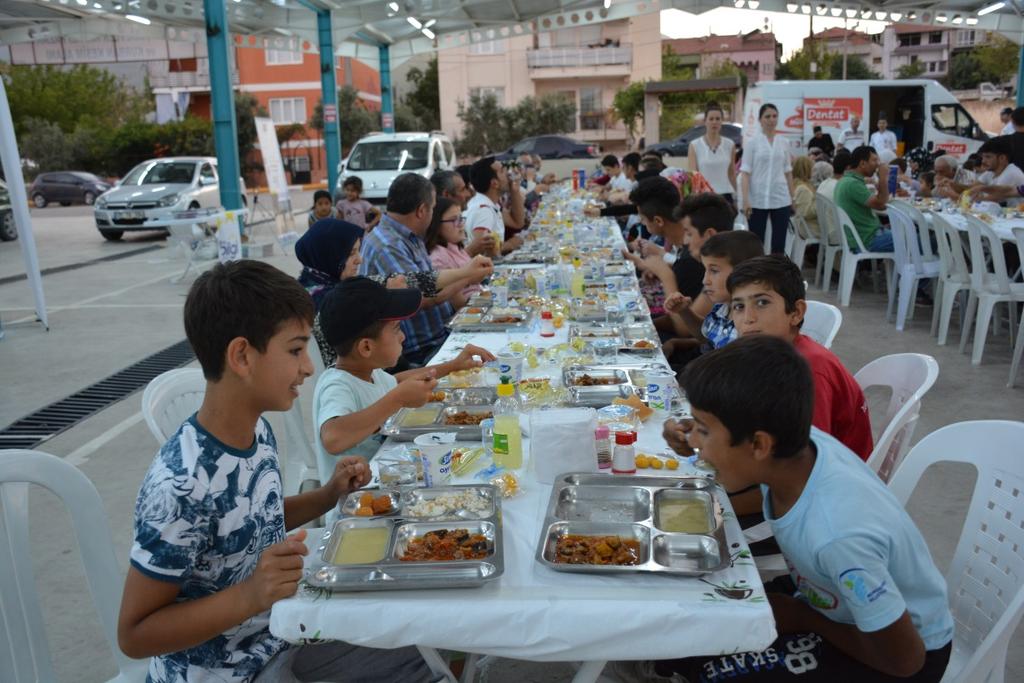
[[2, 203, 1023, 682]]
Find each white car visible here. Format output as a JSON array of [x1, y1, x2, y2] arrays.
[[335, 132, 456, 205], [93, 156, 246, 241]]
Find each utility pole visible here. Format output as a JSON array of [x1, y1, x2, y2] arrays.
[[842, 19, 849, 80], [809, 12, 817, 77]]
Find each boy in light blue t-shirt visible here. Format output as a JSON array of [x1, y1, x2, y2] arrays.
[[617, 335, 953, 683]]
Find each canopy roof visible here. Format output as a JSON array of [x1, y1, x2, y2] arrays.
[[1, 0, 1021, 68]]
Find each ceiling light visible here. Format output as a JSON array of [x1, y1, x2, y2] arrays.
[[406, 16, 421, 29], [387, 2, 398, 10], [978, 1, 1005, 15], [76, 0, 87, 5], [830, 7, 841, 16], [801, 4, 811, 14], [422, 28, 434, 39], [890, 12, 901, 20], [734, 0, 745, 7], [952, 14, 963, 22], [874, 11, 886, 19], [747, 0, 759, 7], [906, 10, 917, 19], [423, 18, 436, 27], [815, 4, 826, 14], [93, 2, 101, 6], [845, 8, 856, 17], [125, 13, 150, 23], [966, 17, 979, 24], [936, 13, 948, 21], [786, 3, 798, 12], [603, 0, 611, 7], [860, 9, 871, 18]]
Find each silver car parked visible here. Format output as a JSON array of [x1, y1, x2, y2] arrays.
[[93, 156, 246, 241]]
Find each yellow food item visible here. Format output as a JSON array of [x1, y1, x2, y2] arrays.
[[659, 499, 711, 534], [354, 506, 374, 517], [649, 458, 664, 470], [333, 526, 390, 565], [358, 492, 374, 507], [634, 455, 649, 469], [666, 458, 680, 470]]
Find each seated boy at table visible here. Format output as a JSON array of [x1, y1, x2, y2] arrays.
[[615, 336, 953, 683], [728, 255, 873, 462], [313, 276, 493, 486], [663, 230, 764, 350], [118, 261, 436, 682]]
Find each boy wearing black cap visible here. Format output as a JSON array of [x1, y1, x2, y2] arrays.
[[313, 277, 494, 493]]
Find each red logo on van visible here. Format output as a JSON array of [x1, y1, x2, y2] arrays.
[[935, 141, 968, 156], [804, 98, 863, 124]]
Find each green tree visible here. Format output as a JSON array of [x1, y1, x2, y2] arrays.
[[234, 92, 265, 179], [403, 55, 440, 130], [896, 62, 926, 79], [310, 87, 377, 155], [454, 92, 576, 156], [947, 52, 983, 90], [1, 63, 149, 137], [705, 59, 748, 89], [776, 43, 836, 80], [612, 81, 646, 147], [829, 54, 880, 80], [19, 118, 72, 175], [975, 33, 1019, 85]]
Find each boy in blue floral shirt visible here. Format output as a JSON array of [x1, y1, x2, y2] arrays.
[[664, 230, 764, 351], [118, 260, 434, 682]]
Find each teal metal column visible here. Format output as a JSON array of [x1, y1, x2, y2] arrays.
[[1017, 42, 1024, 108], [203, 0, 242, 211], [379, 43, 395, 133], [315, 8, 341, 194]]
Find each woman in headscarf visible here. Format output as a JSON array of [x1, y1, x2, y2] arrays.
[[296, 218, 492, 366]]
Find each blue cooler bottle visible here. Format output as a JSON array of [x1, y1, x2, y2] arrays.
[[888, 165, 899, 194]]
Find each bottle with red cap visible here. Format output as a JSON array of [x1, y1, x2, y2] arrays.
[[611, 431, 637, 474], [540, 310, 555, 337]]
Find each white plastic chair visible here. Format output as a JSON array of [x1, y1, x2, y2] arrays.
[[801, 300, 843, 348], [166, 222, 217, 283], [788, 214, 820, 274], [887, 203, 940, 331], [835, 204, 896, 308], [141, 368, 206, 444], [928, 211, 973, 346], [888, 420, 1024, 683], [280, 334, 329, 496], [814, 192, 844, 291], [854, 353, 939, 483], [0, 449, 149, 682], [958, 216, 1024, 366], [1009, 227, 1024, 388]]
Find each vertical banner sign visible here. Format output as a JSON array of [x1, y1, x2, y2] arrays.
[[216, 211, 242, 263], [255, 116, 289, 199]]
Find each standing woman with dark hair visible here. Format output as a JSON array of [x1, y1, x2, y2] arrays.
[[688, 102, 737, 205], [739, 103, 795, 254]]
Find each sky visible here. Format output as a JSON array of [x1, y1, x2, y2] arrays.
[[660, 8, 889, 59]]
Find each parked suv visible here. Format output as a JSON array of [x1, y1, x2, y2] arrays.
[[335, 132, 455, 205], [496, 135, 599, 161], [0, 179, 15, 242], [29, 171, 111, 208], [93, 156, 246, 241], [646, 124, 744, 158]]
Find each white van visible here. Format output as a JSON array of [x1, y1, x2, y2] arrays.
[[743, 79, 987, 160], [335, 131, 456, 205]]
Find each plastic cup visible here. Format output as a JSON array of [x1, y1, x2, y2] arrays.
[[645, 371, 677, 411], [413, 432, 457, 487], [491, 284, 509, 307], [379, 461, 418, 494], [496, 350, 524, 383]]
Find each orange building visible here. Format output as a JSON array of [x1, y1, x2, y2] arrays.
[[151, 45, 382, 186]]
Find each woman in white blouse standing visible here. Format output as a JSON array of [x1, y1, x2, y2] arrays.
[[688, 102, 737, 206], [740, 103, 795, 254]]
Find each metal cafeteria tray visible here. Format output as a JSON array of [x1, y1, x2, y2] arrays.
[[535, 474, 729, 576], [381, 399, 495, 441], [618, 339, 659, 357], [569, 324, 623, 341], [309, 485, 504, 591], [562, 365, 638, 407], [570, 300, 610, 323], [621, 323, 658, 341], [450, 308, 534, 333], [500, 249, 557, 264]]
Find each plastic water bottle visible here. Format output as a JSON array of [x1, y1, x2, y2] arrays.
[[492, 382, 523, 469]]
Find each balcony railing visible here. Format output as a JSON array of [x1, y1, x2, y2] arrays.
[[527, 45, 632, 69], [147, 65, 239, 89]]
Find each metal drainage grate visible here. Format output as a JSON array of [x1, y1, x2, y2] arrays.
[[0, 339, 196, 450]]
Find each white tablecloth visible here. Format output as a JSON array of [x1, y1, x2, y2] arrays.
[[269, 235, 777, 661], [928, 210, 1021, 242]]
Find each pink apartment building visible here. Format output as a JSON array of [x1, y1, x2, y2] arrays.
[[665, 30, 782, 87], [438, 14, 663, 155]]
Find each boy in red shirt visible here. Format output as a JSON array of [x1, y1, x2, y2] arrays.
[[727, 255, 873, 460]]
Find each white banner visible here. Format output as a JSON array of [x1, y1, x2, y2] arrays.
[[254, 117, 290, 199], [216, 211, 243, 263]]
